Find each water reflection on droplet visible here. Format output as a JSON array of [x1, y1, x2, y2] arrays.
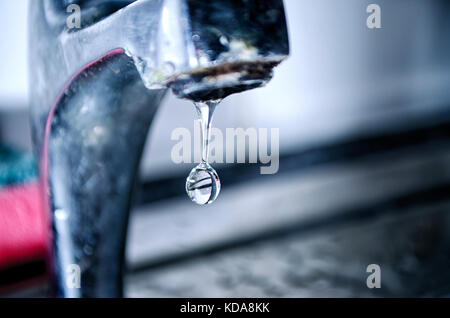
[[186, 162, 221, 205]]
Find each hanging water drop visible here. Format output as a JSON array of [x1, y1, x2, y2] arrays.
[[186, 162, 220, 205], [186, 100, 221, 205]]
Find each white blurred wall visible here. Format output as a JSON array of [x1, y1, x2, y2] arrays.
[[0, 1, 29, 109]]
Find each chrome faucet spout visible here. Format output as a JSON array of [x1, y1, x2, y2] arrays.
[[29, 0, 289, 297]]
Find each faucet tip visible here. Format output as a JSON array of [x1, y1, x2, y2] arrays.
[[167, 59, 281, 101]]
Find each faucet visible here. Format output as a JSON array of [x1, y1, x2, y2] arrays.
[[29, 0, 289, 297]]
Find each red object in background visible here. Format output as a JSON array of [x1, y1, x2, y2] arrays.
[[0, 182, 48, 291]]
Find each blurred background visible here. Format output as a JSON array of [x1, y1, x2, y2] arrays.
[[1, 0, 450, 297]]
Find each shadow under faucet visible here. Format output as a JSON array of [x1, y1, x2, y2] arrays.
[[29, 0, 289, 297]]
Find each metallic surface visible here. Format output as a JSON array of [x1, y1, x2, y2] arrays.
[[28, 0, 289, 297]]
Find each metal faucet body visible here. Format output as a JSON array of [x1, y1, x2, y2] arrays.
[[29, 0, 289, 297]]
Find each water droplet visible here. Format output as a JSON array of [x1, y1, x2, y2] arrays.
[[83, 244, 94, 256], [55, 208, 68, 220], [186, 162, 220, 205], [162, 61, 176, 74], [219, 35, 230, 47], [186, 100, 222, 205]]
